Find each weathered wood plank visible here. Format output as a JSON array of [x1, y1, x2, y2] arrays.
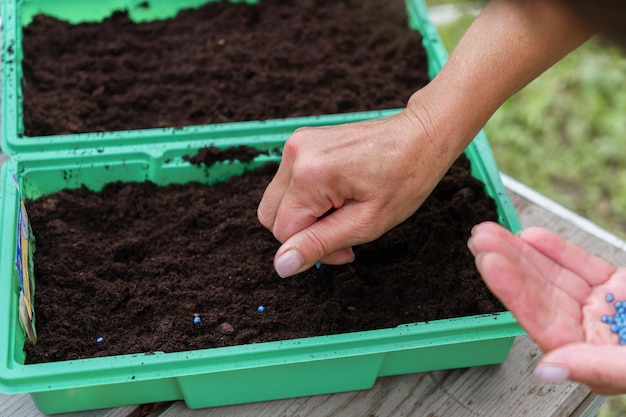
[[0, 393, 139, 417], [504, 175, 626, 266]]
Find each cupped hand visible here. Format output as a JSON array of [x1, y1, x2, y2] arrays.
[[257, 102, 458, 278], [468, 221, 626, 394]]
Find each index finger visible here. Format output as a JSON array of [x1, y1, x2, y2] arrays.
[[257, 157, 292, 233], [519, 227, 616, 287]]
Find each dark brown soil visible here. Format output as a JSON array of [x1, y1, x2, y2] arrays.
[[19, 0, 505, 365], [24, 152, 503, 364], [183, 145, 266, 165], [21, 0, 428, 136]]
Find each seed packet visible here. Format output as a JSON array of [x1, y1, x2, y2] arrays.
[[13, 173, 37, 344]]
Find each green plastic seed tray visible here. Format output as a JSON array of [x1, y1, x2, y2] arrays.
[[0, 0, 525, 413], [0, 130, 522, 415], [0, 0, 443, 155]]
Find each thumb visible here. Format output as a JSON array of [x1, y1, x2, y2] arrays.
[[535, 343, 626, 394], [273, 202, 379, 278]]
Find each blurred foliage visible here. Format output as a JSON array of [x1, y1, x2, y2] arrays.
[[427, 1, 626, 238], [487, 41, 626, 237], [599, 395, 626, 417]]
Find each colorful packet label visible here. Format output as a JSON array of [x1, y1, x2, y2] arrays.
[[13, 173, 37, 344]]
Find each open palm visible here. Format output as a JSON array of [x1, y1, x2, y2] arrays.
[[468, 221, 626, 394]]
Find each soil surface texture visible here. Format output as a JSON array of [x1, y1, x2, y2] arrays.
[[24, 153, 503, 363], [22, 0, 428, 136]]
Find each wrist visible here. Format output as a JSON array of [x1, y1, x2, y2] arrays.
[[402, 84, 477, 166]]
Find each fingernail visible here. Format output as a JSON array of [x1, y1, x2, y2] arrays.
[[470, 223, 486, 236], [275, 250, 303, 278], [534, 365, 569, 383], [467, 238, 477, 256]]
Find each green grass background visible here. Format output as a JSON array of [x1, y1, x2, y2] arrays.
[[423, 1, 626, 415], [427, 1, 626, 238], [488, 43, 626, 237]]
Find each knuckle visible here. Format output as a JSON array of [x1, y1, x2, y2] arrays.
[[301, 228, 332, 262], [282, 128, 311, 159], [351, 210, 388, 242]]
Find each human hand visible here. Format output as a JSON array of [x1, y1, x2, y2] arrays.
[[468, 221, 626, 394], [256, 0, 595, 280], [257, 103, 459, 278]]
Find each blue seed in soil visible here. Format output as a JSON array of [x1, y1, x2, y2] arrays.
[[257, 306, 265, 312], [193, 316, 201, 324], [96, 337, 104, 343]]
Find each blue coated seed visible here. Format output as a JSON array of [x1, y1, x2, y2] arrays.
[[96, 337, 104, 343], [315, 261, 322, 269], [257, 306, 265, 312], [599, 296, 626, 346], [193, 316, 201, 324]]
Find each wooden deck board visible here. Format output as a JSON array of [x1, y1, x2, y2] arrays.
[[0, 393, 139, 417], [1, 175, 619, 416]]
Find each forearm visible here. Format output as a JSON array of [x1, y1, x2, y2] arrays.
[[406, 0, 594, 161]]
